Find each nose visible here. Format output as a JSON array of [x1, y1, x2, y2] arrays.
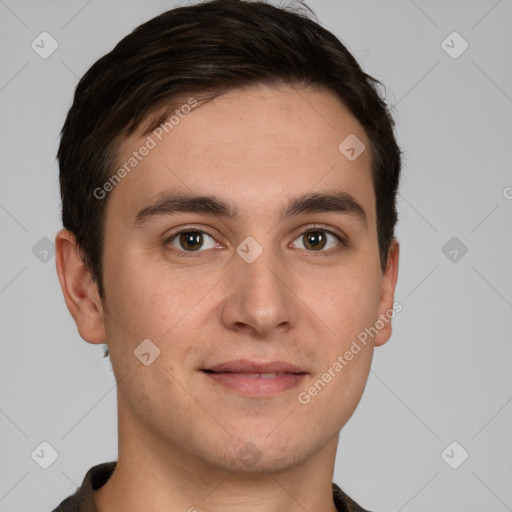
[[219, 244, 298, 337]]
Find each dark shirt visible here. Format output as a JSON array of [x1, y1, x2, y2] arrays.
[[51, 461, 372, 512]]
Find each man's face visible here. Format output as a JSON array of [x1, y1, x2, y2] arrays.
[[97, 84, 398, 473]]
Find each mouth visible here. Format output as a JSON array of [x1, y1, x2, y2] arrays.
[[201, 360, 308, 396], [202, 370, 303, 378]]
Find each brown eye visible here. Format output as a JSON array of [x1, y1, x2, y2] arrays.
[[293, 229, 342, 252], [169, 230, 217, 252], [303, 231, 326, 250], [179, 231, 203, 251]]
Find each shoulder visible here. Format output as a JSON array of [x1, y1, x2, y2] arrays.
[[332, 482, 374, 512], [50, 461, 117, 512]]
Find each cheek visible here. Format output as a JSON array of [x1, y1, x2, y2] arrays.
[[295, 338, 373, 434], [304, 263, 382, 343], [304, 265, 380, 414], [101, 252, 214, 373], [102, 249, 177, 330]]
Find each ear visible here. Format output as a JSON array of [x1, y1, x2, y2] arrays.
[[55, 228, 107, 344], [374, 238, 400, 347]]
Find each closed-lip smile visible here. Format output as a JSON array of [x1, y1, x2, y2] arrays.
[[201, 359, 307, 396]]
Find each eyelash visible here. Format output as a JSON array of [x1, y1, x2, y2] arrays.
[[163, 225, 346, 258]]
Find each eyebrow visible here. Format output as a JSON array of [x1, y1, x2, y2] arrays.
[[133, 190, 368, 228]]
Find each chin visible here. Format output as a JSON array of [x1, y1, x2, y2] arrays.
[[201, 435, 313, 475]]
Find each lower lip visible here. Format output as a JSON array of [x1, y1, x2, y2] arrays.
[[202, 371, 307, 396]]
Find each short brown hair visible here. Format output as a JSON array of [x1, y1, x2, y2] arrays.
[[58, 0, 402, 303]]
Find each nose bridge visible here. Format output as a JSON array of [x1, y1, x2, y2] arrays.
[[224, 237, 295, 334], [238, 244, 281, 294]]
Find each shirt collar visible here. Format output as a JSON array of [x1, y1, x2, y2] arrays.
[[52, 461, 371, 512]]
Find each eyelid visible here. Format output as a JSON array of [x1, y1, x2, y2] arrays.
[[293, 223, 347, 243]]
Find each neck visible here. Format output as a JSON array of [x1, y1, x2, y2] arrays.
[[94, 405, 340, 512]]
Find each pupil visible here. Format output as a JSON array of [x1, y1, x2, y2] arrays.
[[181, 231, 202, 251], [306, 231, 325, 250]]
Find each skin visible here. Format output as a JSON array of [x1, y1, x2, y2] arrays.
[[56, 83, 399, 512]]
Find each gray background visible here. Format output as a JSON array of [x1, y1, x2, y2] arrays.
[[1, 0, 511, 511]]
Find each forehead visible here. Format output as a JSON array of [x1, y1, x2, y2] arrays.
[[108, 84, 375, 226]]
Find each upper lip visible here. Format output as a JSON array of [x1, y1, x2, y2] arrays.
[[203, 359, 306, 374]]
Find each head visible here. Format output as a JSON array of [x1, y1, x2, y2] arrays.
[[56, 0, 401, 475]]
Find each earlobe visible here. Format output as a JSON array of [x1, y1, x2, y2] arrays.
[[55, 229, 107, 344], [374, 238, 400, 347]]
